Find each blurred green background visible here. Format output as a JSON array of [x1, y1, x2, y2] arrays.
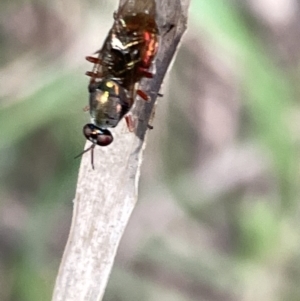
[[1, 0, 300, 300]]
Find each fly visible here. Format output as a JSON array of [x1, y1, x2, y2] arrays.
[[77, 0, 159, 168]]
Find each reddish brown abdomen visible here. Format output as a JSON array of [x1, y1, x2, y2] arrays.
[[141, 31, 158, 69]]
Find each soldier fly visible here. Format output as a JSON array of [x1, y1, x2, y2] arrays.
[[77, 0, 159, 168]]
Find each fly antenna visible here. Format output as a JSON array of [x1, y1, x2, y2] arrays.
[[74, 144, 96, 169]]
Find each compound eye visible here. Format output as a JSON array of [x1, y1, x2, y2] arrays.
[[96, 128, 113, 146], [83, 124, 113, 146]]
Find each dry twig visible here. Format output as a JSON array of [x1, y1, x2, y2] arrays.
[[51, 0, 190, 300]]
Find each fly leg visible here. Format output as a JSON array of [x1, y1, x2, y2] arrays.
[[86, 56, 102, 64], [137, 89, 150, 101], [125, 115, 136, 132], [126, 115, 154, 131], [85, 56, 103, 83]]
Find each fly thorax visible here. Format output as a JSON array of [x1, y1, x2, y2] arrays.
[[89, 79, 129, 128]]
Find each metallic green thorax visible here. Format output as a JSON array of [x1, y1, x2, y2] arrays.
[[89, 80, 130, 128]]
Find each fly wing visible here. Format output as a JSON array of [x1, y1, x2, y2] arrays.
[[117, 0, 156, 18]]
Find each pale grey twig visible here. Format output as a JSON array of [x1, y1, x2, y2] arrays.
[[51, 0, 190, 300]]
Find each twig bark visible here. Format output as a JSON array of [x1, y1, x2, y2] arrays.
[[51, 0, 190, 300]]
